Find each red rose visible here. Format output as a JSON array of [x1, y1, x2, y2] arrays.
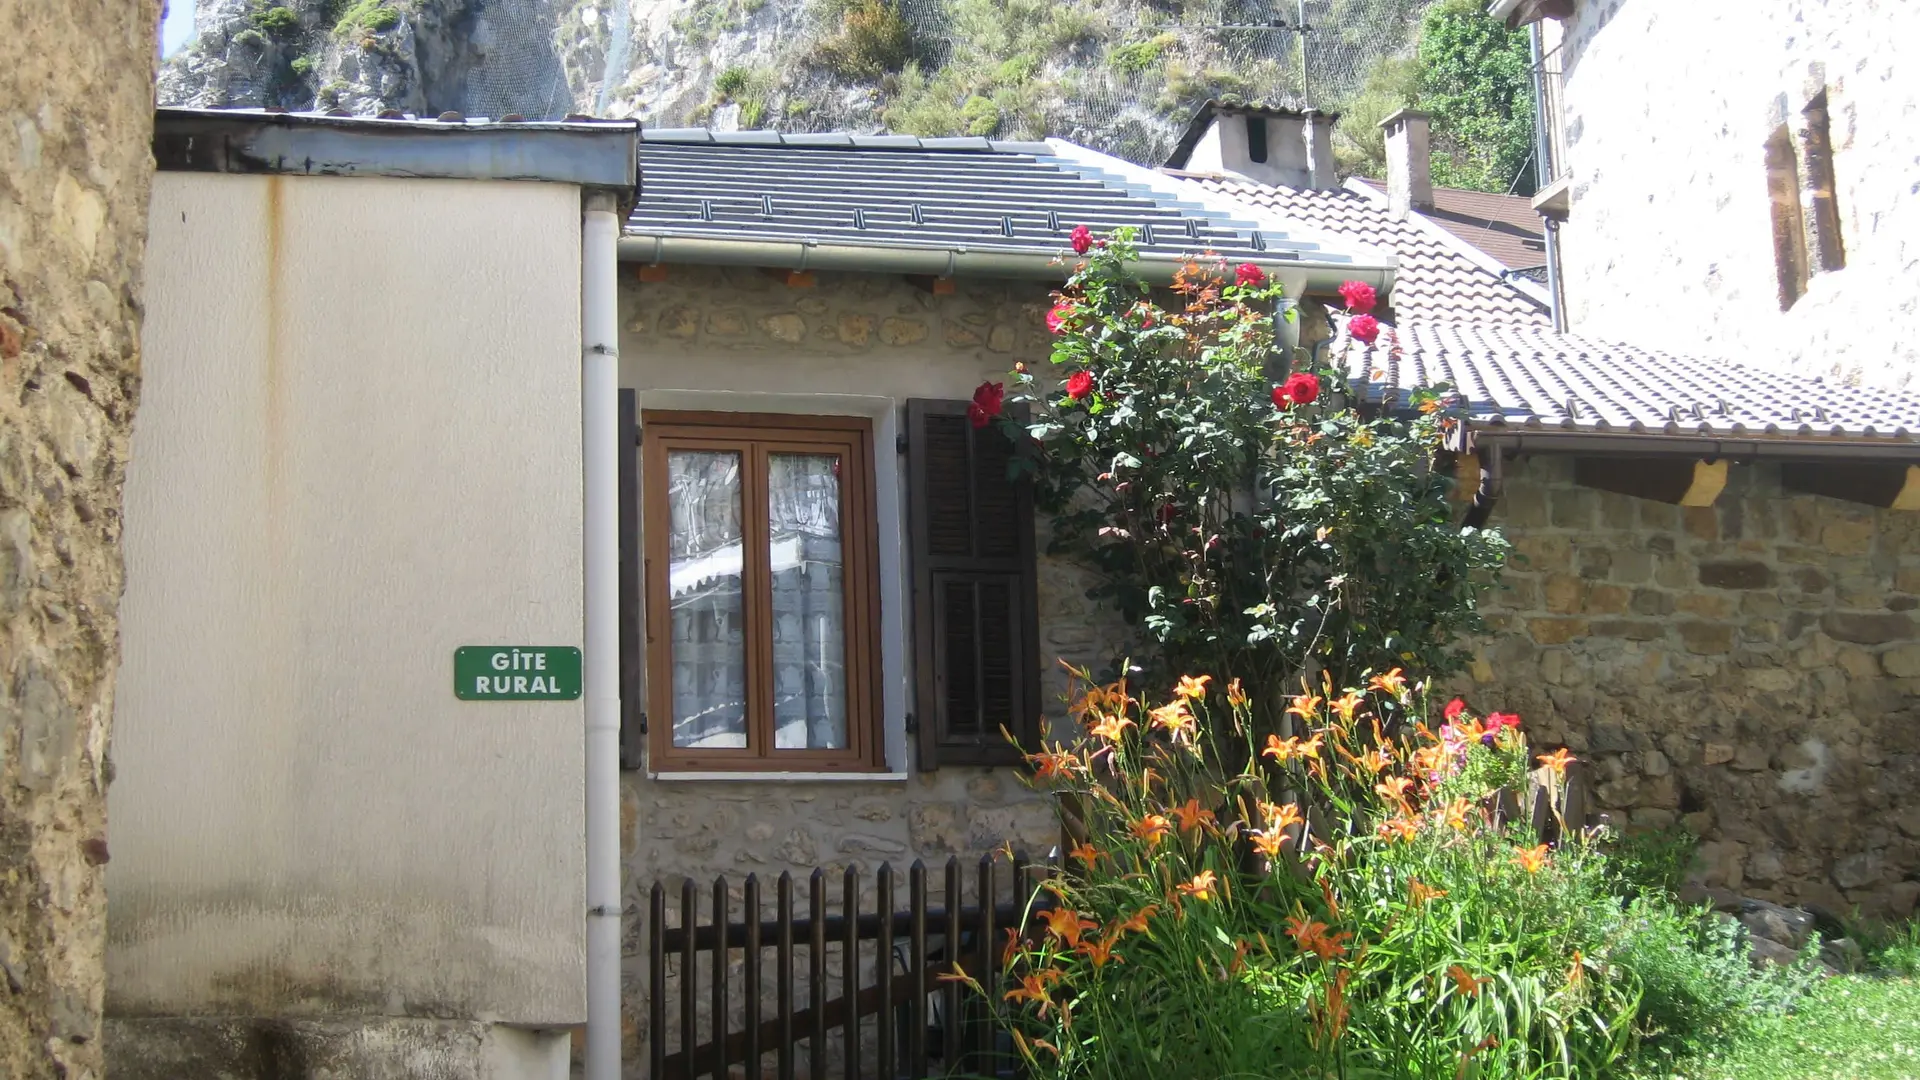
[[1443, 697, 1467, 722], [1070, 224, 1093, 255], [1046, 300, 1075, 335], [1281, 372, 1320, 406], [1348, 314, 1380, 345], [1486, 711, 1521, 732], [1235, 263, 1266, 287], [1337, 280, 1377, 315], [969, 381, 1004, 428], [1066, 370, 1094, 401], [1270, 385, 1288, 409]]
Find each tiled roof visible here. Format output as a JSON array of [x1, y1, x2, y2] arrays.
[[1341, 320, 1920, 445], [627, 130, 1387, 272], [1354, 178, 1546, 274], [1177, 173, 1551, 325]]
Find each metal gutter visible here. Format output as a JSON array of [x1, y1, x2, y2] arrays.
[[616, 233, 1396, 291], [1473, 429, 1920, 462], [154, 107, 642, 212]]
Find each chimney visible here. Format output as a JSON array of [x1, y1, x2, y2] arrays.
[[1167, 102, 1342, 190], [1303, 109, 1338, 189], [1380, 109, 1434, 216]]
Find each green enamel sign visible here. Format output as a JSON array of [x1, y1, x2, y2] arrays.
[[454, 646, 582, 701]]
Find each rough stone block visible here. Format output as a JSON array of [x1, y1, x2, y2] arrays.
[[1679, 622, 1735, 654], [1543, 573, 1583, 613], [1703, 742, 1736, 765], [1590, 619, 1665, 640], [1681, 507, 1718, 541], [838, 314, 873, 346], [707, 309, 750, 337], [760, 313, 807, 343], [1500, 484, 1549, 527], [1527, 618, 1589, 645], [1611, 548, 1655, 584], [1676, 592, 1734, 618], [879, 317, 929, 346], [1881, 644, 1920, 679], [1699, 560, 1774, 589], [1822, 612, 1914, 644], [1549, 489, 1596, 529], [1585, 583, 1631, 614], [1731, 743, 1771, 771], [1510, 534, 1573, 572], [1739, 898, 1815, 950], [1823, 516, 1877, 555]]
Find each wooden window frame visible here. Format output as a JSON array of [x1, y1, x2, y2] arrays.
[[642, 410, 885, 773]]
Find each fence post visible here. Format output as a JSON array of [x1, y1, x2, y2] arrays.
[[843, 865, 860, 1080], [712, 876, 729, 1078], [681, 879, 697, 1079], [810, 868, 827, 1080], [649, 883, 666, 1079], [778, 872, 795, 1080], [943, 857, 963, 1074], [909, 860, 928, 1078], [745, 874, 762, 1076]]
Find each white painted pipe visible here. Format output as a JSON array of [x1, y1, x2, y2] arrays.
[[582, 193, 623, 1080]]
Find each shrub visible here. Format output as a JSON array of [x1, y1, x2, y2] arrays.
[[1108, 34, 1173, 77], [961, 95, 1000, 136], [290, 55, 316, 77], [811, 0, 914, 79], [1607, 825, 1697, 900], [253, 4, 302, 38], [1002, 232, 1508, 740], [970, 670, 1814, 1079], [333, 0, 399, 36], [713, 66, 750, 97]]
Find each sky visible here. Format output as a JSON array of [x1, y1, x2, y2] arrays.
[[161, 0, 195, 57]]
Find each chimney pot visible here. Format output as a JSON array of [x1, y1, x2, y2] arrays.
[[1303, 109, 1337, 190], [1380, 108, 1434, 217]]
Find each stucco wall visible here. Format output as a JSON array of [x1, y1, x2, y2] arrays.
[[616, 264, 1124, 1058], [1552, 0, 1920, 389], [1468, 456, 1920, 918], [110, 173, 586, 1028], [0, 3, 157, 1075]]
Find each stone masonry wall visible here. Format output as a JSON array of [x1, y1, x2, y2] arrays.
[[616, 265, 1131, 1061], [1551, 0, 1920, 390], [0, 3, 157, 1077], [1466, 455, 1920, 919]]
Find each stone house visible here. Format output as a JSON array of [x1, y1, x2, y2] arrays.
[[1174, 97, 1920, 920], [1497, 0, 1920, 390]]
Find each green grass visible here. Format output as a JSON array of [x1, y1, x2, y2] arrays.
[[1630, 976, 1920, 1080]]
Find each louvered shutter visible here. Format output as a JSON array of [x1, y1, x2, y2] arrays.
[[907, 399, 1040, 769], [618, 389, 644, 770]]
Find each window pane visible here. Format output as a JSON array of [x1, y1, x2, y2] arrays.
[[666, 449, 747, 749], [768, 452, 848, 750]]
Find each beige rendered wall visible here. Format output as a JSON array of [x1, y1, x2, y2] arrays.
[[110, 173, 586, 1026], [0, 2, 157, 1076], [616, 264, 1121, 1058], [1552, 0, 1920, 390]]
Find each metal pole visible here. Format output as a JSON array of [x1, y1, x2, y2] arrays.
[[1298, 0, 1310, 103], [1526, 22, 1567, 332]]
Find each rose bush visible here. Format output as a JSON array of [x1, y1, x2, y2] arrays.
[[996, 228, 1509, 739]]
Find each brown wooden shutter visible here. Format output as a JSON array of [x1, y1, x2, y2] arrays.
[[907, 399, 1040, 770], [619, 389, 644, 770]]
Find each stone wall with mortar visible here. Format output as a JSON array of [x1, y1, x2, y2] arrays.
[[0, 3, 156, 1077], [1549, 0, 1920, 390], [616, 264, 1131, 1059], [1464, 455, 1920, 919]]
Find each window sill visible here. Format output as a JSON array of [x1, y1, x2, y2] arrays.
[[648, 771, 911, 783]]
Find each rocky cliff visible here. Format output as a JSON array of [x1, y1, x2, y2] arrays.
[[160, 0, 1428, 164]]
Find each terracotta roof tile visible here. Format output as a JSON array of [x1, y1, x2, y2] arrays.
[[1354, 178, 1546, 273]]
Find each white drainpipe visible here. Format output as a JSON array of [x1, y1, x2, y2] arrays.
[[582, 192, 623, 1080]]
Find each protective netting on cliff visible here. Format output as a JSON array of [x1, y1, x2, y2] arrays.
[[452, 0, 574, 121]]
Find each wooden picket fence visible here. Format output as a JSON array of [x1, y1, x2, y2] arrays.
[[642, 765, 1591, 1079]]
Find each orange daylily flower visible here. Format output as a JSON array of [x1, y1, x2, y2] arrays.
[[1330, 690, 1365, 723], [1251, 830, 1289, 858], [1377, 816, 1419, 843], [1514, 843, 1551, 874], [1408, 879, 1447, 906], [1001, 927, 1023, 966], [1266, 801, 1304, 831], [1348, 747, 1393, 775], [1374, 775, 1415, 806], [1225, 678, 1249, 708], [1285, 913, 1351, 962], [1438, 797, 1473, 832], [1367, 668, 1408, 696], [1149, 700, 1196, 737], [1039, 906, 1096, 949], [1173, 674, 1212, 700], [1566, 949, 1586, 987], [1077, 933, 1124, 969], [1177, 870, 1218, 902], [1286, 692, 1324, 720], [1171, 797, 1216, 834], [1028, 749, 1078, 779], [1446, 964, 1492, 998], [1130, 813, 1171, 846], [1114, 905, 1157, 936], [1537, 747, 1577, 777], [1411, 744, 1452, 778], [1069, 841, 1101, 869], [1004, 968, 1066, 1017], [1263, 732, 1323, 764], [1088, 713, 1135, 743]]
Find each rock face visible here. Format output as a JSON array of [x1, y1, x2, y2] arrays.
[[159, 0, 1434, 162], [0, 2, 157, 1076]]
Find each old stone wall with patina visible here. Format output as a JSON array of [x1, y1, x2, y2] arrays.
[[1462, 454, 1920, 919], [615, 264, 1131, 1059], [0, 3, 157, 1076]]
